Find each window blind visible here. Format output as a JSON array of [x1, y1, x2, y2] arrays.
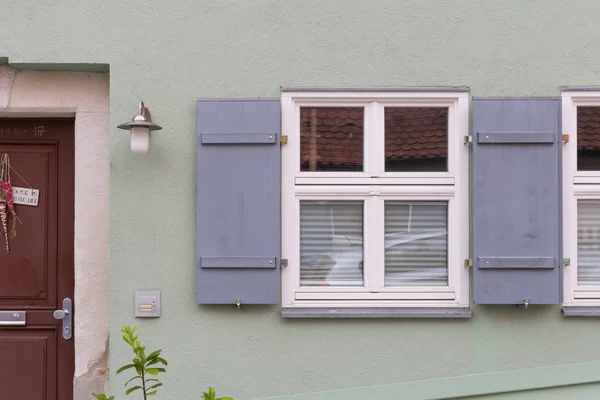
[[384, 201, 448, 286], [299, 200, 364, 286], [578, 200, 600, 285]]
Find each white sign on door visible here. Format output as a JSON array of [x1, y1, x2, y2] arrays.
[[12, 187, 40, 207]]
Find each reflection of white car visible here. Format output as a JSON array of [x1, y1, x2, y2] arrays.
[[577, 257, 600, 284], [301, 230, 447, 287]]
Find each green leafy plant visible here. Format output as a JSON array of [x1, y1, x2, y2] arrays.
[[201, 387, 233, 400], [117, 324, 168, 398], [92, 324, 168, 400], [91, 324, 233, 400], [91, 394, 114, 400]]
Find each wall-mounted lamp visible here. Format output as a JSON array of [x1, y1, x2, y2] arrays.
[[117, 101, 162, 154]]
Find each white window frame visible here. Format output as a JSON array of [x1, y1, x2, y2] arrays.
[[562, 90, 600, 305], [281, 90, 470, 308]]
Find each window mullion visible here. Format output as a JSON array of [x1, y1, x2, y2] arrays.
[[364, 196, 385, 290], [364, 101, 383, 176]]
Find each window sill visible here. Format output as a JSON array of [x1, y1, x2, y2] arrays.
[[281, 307, 472, 319], [562, 306, 600, 317]]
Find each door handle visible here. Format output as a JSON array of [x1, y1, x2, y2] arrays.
[[53, 298, 72, 340]]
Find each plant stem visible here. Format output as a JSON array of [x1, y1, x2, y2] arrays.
[[141, 368, 147, 400]]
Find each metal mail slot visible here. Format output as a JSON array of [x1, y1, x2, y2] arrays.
[[0, 311, 26, 326]]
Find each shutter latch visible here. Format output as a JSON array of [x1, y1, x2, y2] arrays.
[[280, 135, 288, 145], [464, 135, 472, 144], [281, 258, 288, 268], [563, 258, 570, 267], [464, 259, 473, 268], [562, 134, 569, 143]]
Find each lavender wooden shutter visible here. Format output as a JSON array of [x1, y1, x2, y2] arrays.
[[472, 98, 562, 305], [196, 99, 281, 304]]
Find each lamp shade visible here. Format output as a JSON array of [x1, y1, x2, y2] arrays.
[[117, 102, 162, 154]]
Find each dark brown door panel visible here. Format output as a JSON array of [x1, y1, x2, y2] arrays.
[[0, 118, 74, 400]]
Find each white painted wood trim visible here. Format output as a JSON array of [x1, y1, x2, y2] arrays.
[[293, 185, 456, 197], [563, 299, 600, 306], [295, 292, 455, 301], [294, 176, 455, 185], [282, 300, 465, 308], [281, 94, 297, 307], [562, 91, 600, 305], [454, 93, 470, 306], [573, 291, 600, 299], [294, 286, 456, 293], [573, 177, 600, 185], [282, 90, 468, 101], [281, 90, 470, 309], [573, 171, 600, 177], [281, 307, 472, 318]]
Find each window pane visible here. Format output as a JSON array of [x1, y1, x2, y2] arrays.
[[578, 200, 600, 285], [300, 200, 363, 286], [300, 107, 364, 172], [384, 201, 448, 286], [577, 107, 600, 170], [384, 107, 448, 172]]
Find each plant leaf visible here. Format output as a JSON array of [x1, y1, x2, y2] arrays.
[[145, 368, 160, 375], [125, 386, 142, 395], [116, 364, 135, 374], [122, 335, 133, 346], [157, 357, 168, 366], [216, 397, 234, 400], [125, 375, 141, 386], [146, 382, 163, 390], [146, 391, 158, 396], [92, 394, 112, 400], [202, 387, 216, 400], [146, 349, 162, 360], [145, 358, 161, 367]]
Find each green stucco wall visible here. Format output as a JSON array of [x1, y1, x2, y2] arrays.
[[3, 1, 600, 399]]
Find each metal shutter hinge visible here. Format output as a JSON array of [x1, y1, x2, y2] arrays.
[[563, 258, 570, 267], [562, 134, 569, 143], [464, 135, 472, 144], [280, 135, 288, 145], [281, 258, 288, 268], [464, 259, 472, 268]]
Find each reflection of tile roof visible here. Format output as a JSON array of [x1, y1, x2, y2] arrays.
[[578, 107, 600, 150], [300, 107, 447, 167], [385, 108, 447, 160], [300, 108, 364, 167]]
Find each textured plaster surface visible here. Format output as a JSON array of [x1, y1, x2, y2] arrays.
[[0, 66, 15, 108], [4, 1, 600, 399], [0, 68, 110, 398], [470, 383, 600, 400]]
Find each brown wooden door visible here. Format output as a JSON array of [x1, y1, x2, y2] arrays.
[[0, 119, 75, 400]]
